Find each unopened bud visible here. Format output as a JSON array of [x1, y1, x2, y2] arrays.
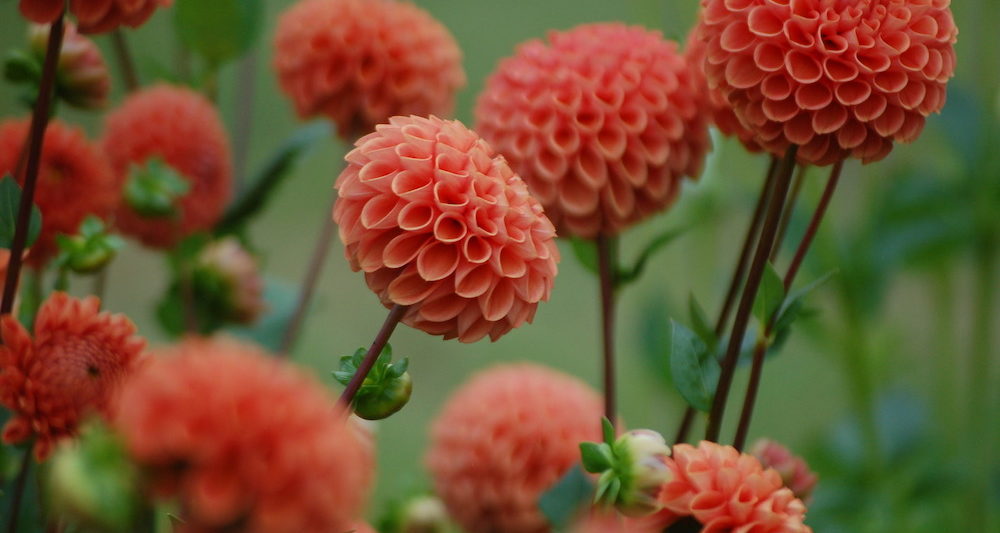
[[195, 237, 265, 325], [581, 424, 672, 517], [29, 23, 110, 110], [751, 439, 818, 503]]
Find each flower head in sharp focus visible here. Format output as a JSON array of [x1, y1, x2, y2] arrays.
[[102, 85, 233, 249], [19, 0, 173, 34], [751, 439, 819, 504], [0, 118, 118, 267], [697, 0, 957, 165], [274, 0, 465, 141], [658, 441, 813, 533], [334, 115, 559, 343], [426, 363, 603, 533], [0, 292, 145, 461], [475, 23, 711, 238], [113, 337, 374, 533]]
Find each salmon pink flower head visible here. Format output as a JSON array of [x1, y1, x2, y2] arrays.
[[19, 0, 172, 34], [0, 118, 118, 267], [752, 439, 819, 504], [274, 0, 465, 141], [658, 441, 813, 532], [334, 115, 559, 343], [426, 363, 603, 533], [29, 22, 110, 110], [572, 511, 661, 533], [0, 292, 145, 461], [102, 85, 233, 249], [113, 337, 374, 533], [697, 0, 958, 165], [475, 23, 711, 238]]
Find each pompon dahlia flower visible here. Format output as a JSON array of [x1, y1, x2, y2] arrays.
[[697, 0, 957, 165], [0, 118, 118, 267], [658, 441, 812, 533], [475, 23, 711, 238], [113, 338, 374, 533], [751, 439, 818, 504], [274, 0, 465, 141], [19, 0, 172, 34], [334, 115, 559, 343], [102, 85, 233, 248], [572, 512, 660, 533], [426, 363, 603, 533], [0, 293, 144, 461]]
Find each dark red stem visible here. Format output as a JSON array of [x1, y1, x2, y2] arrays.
[[596, 234, 617, 426], [771, 164, 809, 262], [338, 304, 408, 409], [111, 30, 140, 92], [783, 159, 843, 292]]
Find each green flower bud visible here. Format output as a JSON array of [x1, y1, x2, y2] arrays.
[[334, 345, 412, 420], [124, 159, 190, 218], [580, 421, 672, 517], [55, 217, 123, 274]]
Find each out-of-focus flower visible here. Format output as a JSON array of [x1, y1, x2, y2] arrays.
[[379, 494, 451, 533], [113, 337, 374, 533], [27, 22, 110, 109], [350, 522, 377, 533], [581, 427, 673, 517], [751, 439, 818, 504], [334, 115, 559, 343], [426, 363, 603, 532], [0, 118, 118, 267], [54, 216, 124, 275], [102, 85, 232, 248], [19, 0, 173, 34], [571, 511, 661, 533], [274, 0, 465, 140], [658, 441, 812, 533], [476, 23, 710, 238], [194, 237, 266, 325], [0, 292, 144, 460], [697, 0, 958, 165]]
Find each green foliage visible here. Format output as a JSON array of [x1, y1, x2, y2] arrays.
[[538, 465, 594, 530], [569, 227, 685, 287], [0, 174, 42, 249], [667, 320, 718, 412], [175, 0, 264, 68], [334, 344, 413, 420], [124, 159, 190, 218], [751, 262, 784, 328], [54, 216, 125, 275]]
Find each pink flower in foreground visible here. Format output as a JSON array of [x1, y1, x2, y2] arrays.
[[19, 0, 172, 34], [697, 0, 957, 165], [476, 23, 710, 238], [426, 364, 603, 532], [334, 115, 559, 343], [752, 439, 818, 504]]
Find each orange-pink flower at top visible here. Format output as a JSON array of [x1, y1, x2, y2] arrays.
[[475, 23, 710, 238], [426, 363, 603, 533], [0, 118, 119, 267], [102, 85, 233, 249], [113, 338, 374, 533], [0, 292, 144, 461], [658, 441, 812, 533], [334, 115, 559, 343], [751, 439, 818, 504], [697, 0, 957, 165], [274, 0, 465, 141], [19, 0, 172, 34]]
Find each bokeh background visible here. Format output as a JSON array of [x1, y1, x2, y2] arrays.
[[1, 1, 997, 531]]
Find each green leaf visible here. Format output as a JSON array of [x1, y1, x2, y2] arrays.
[[538, 465, 594, 530], [752, 262, 785, 327], [569, 237, 599, 276], [579, 442, 613, 473], [3, 49, 42, 85], [617, 226, 686, 285], [688, 294, 716, 350], [769, 270, 835, 350], [0, 174, 43, 249], [601, 417, 615, 444], [668, 320, 719, 412], [175, 0, 264, 67]]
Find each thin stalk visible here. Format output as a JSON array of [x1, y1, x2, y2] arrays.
[[5, 448, 33, 533], [705, 145, 798, 442], [771, 164, 809, 262], [232, 53, 258, 193], [338, 304, 408, 408], [279, 196, 337, 357], [111, 30, 140, 92], [596, 234, 618, 425], [672, 406, 696, 445], [93, 267, 109, 302], [2, 12, 65, 315], [783, 160, 843, 290]]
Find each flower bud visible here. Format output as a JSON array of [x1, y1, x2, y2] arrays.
[[334, 345, 412, 420], [55, 216, 123, 274], [195, 237, 265, 325], [124, 158, 191, 218], [399, 495, 450, 533], [29, 23, 110, 110], [751, 439, 818, 503], [581, 425, 672, 517]]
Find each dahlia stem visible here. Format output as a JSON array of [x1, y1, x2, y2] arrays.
[[279, 195, 337, 357], [770, 164, 809, 262], [731, 160, 843, 451], [595, 233, 618, 426], [338, 303, 408, 409], [232, 53, 258, 194], [672, 155, 778, 445], [5, 447, 33, 533], [705, 145, 798, 443], [111, 30, 140, 93], [1, 12, 65, 316]]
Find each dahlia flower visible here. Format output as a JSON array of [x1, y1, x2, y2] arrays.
[[28, 22, 110, 109], [697, 0, 958, 165], [19, 0, 172, 34], [426, 363, 603, 533], [102, 85, 233, 248], [0, 292, 144, 460], [274, 0, 465, 140], [659, 441, 812, 533], [751, 439, 818, 504], [195, 237, 266, 325], [572, 511, 660, 533], [476, 23, 710, 238], [0, 119, 118, 267], [333, 115, 559, 343], [113, 338, 374, 533]]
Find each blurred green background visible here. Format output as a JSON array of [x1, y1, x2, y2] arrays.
[[1, 1, 997, 531]]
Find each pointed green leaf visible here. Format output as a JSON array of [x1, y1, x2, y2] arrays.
[[538, 465, 594, 529], [175, 0, 264, 67], [391, 357, 409, 377], [0, 174, 43, 249], [752, 262, 785, 327], [688, 294, 716, 349], [579, 442, 613, 473], [668, 320, 719, 412], [569, 237, 599, 276], [617, 226, 687, 286], [601, 417, 616, 444]]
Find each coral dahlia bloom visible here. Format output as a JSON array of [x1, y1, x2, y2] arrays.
[[475, 23, 711, 238], [697, 0, 958, 165], [426, 363, 603, 533], [0, 119, 118, 267], [19, 0, 172, 34], [102, 85, 233, 248], [0, 292, 144, 460], [658, 441, 812, 533], [113, 338, 373, 533], [334, 115, 559, 343], [572, 512, 660, 533], [751, 439, 818, 504], [274, 0, 465, 141]]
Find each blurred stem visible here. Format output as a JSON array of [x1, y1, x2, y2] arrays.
[[931, 267, 958, 440], [770, 164, 809, 262], [111, 30, 140, 92], [232, 53, 258, 193], [93, 266, 109, 303], [596, 234, 618, 426], [5, 447, 33, 533], [339, 304, 408, 409]]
